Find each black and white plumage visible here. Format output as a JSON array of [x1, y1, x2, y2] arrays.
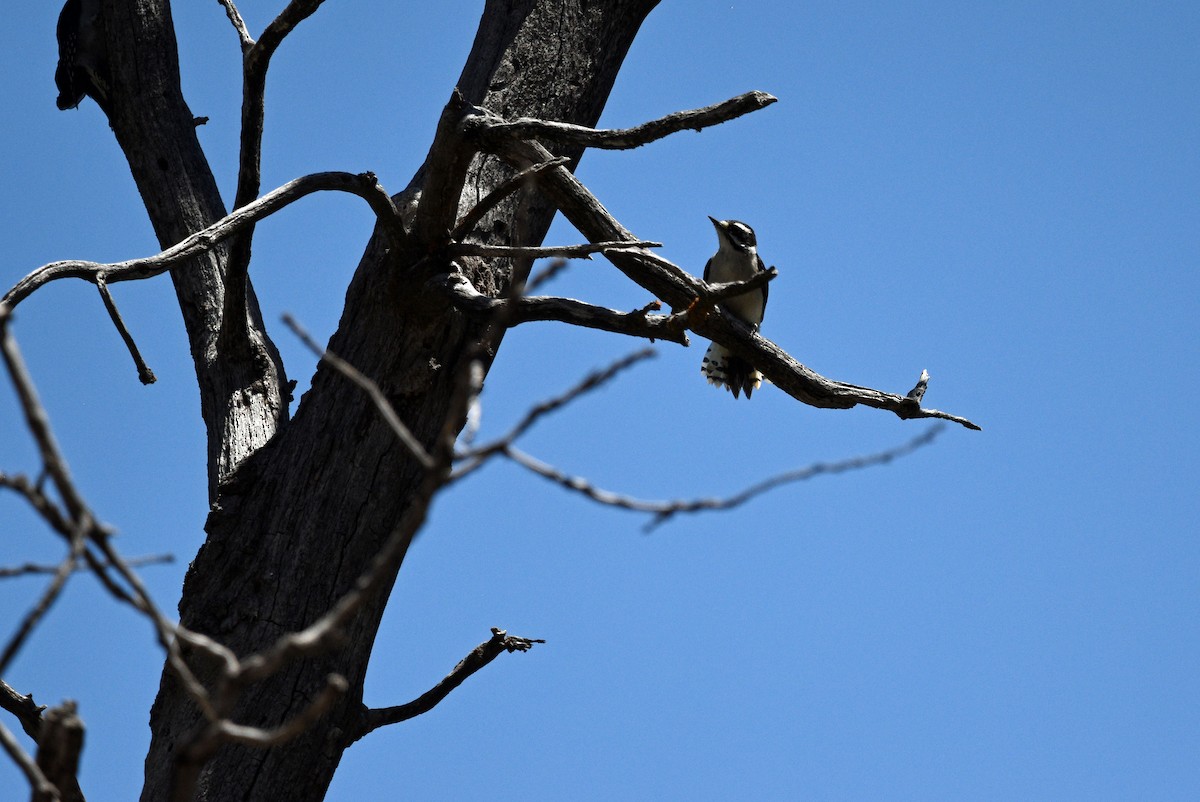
[[55, 0, 109, 112], [700, 216, 770, 399]]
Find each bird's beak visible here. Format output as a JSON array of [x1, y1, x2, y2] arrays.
[[707, 215, 721, 228]]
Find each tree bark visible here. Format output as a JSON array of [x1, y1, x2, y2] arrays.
[[125, 1, 659, 800], [101, 0, 288, 503]]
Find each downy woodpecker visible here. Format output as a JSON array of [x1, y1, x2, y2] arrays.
[[700, 217, 770, 399], [55, 0, 109, 112]]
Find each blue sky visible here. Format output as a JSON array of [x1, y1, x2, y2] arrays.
[[2, 2, 1198, 799]]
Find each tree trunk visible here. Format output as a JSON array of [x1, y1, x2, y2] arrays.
[[120, 1, 659, 799]]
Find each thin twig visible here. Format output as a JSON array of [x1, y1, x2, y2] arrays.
[[186, 674, 347, 765], [526, 258, 571, 292], [3, 171, 403, 312], [0, 537, 83, 675], [0, 720, 54, 800], [480, 135, 980, 430], [1, 318, 202, 692], [450, 157, 570, 242], [222, 0, 331, 351], [216, 0, 254, 50], [446, 240, 660, 260], [348, 628, 543, 743], [453, 348, 656, 482], [468, 90, 778, 150], [0, 318, 91, 524], [662, 267, 780, 331], [0, 473, 72, 538], [430, 272, 686, 346], [222, 675, 347, 748], [503, 424, 947, 531], [84, 533, 222, 722], [703, 268, 778, 304], [0, 553, 174, 579], [96, 276, 156, 384]]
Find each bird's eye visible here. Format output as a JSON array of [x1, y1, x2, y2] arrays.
[[729, 222, 755, 247]]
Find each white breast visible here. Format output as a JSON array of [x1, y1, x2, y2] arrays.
[[709, 245, 765, 326]]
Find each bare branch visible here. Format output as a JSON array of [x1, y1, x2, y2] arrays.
[[0, 485, 157, 618], [216, 0, 254, 51], [478, 136, 980, 430], [450, 157, 570, 242], [412, 89, 478, 243], [217, 674, 347, 750], [446, 240, 660, 260], [0, 473, 72, 539], [469, 90, 778, 150], [526, 258, 571, 292], [0, 316, 92, 524], [95, 277, 156, 385], [1, 316, 214, 707], [349, 628, 544, 743], [181, 674, 347, 784], [3, 172, 403, 312], [430, 273, 686, 346], [0, 679, 44, 741], [0, 540, 82, 675], [502, 424, 947, 531], [223, 0, 331, 349], [0, 554, 173, 580], [83, 536, 222, 723], [702, 267, 779, 304], [0, 720, 53, 801], [453, 348, 656, 482], [254, 1, 329, 65], [282, 315, 433, 471], [660, 267, 781, 332]]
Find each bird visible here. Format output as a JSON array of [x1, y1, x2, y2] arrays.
[[700, 216, 770, 399], [55, 0, 109, 112]]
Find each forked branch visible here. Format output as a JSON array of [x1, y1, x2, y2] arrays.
[[221, 0, 330, 349], [505, 424, 948, 532], [471, 125, 978, 429], [452, 347, 657, 482], [2, 172, 403, 312], [346, 628, 544, 744]]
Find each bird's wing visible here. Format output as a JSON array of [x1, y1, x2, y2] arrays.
[[703, 256, 714, 284], [757, 254, 769, 309]]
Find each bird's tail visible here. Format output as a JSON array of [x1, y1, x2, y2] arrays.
[[701, 342, 763, 399]]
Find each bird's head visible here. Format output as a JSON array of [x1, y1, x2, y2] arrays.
[[708, 216, 758, 254]]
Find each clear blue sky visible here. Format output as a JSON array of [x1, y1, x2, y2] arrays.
[[2, 2, 1198, 800]]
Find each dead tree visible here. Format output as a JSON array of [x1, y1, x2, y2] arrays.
[[0, 1, 977, 799]]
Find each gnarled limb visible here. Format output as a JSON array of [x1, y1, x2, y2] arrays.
[[140, 5, 664, 799], [430, 272, 686, 345], [345, 629, 544, 745], [472, 132, 979, 429], [505, 424, 948, 531], [0, 680, 44, 741], [2, 172, 402, 311], [468, 90, 777, 150]]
